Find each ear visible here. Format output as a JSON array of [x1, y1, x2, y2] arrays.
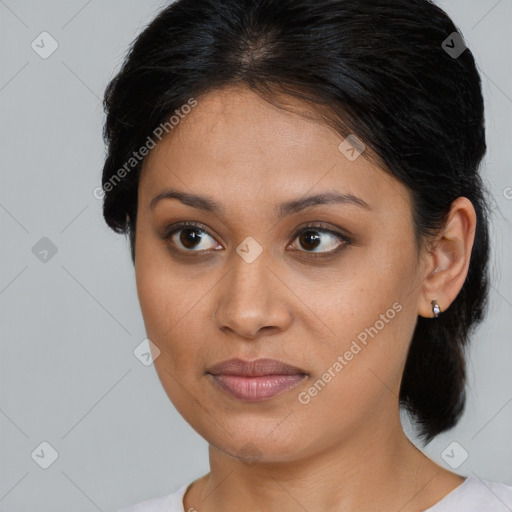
[[417, 197, 477, 318]]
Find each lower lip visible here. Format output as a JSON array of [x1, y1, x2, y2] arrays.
[[208, 373, 307, 402]]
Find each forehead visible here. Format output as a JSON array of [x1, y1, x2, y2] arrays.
[[139, 85, 411, 216]]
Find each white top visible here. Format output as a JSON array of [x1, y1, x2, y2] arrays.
[[118, 475, 512, 512]]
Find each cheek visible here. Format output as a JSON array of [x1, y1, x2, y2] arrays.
[[307, 245, 417, 390], [135, 252, 209, 413], [134, 231, 212, 374], [135, 228, 182, 358], [296, 303, 413, 442], [135, 223, 184, 327]]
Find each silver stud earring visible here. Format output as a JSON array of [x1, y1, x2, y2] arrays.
[[431, 299, 441, 318]]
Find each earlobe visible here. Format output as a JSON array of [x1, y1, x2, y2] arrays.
[[417, 197, 477, 318]]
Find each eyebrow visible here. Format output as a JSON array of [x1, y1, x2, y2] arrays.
[[149, 188, 371, 217]]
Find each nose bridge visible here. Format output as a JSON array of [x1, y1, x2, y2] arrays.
[[215, 243, 289, 337], [228, 245, 273, 309]]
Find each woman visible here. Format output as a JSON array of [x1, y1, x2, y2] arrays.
[[100, 0, 512, 510]]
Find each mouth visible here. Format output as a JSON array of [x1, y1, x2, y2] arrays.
[[206, 358, 308, 402]]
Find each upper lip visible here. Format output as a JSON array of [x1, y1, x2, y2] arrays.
[[207, 358, 307, 377]]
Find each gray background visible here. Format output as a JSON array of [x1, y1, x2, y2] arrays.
[[0, 0, 511, 510]]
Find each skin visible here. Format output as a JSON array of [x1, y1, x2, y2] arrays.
[[134, 84, 476, 512]]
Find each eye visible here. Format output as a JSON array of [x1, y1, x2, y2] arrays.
[[161, 221, 351, 257], [162, 221, 222, 253], [288, 223, 350, 255]]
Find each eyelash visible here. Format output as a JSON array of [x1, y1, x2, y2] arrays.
[[161, 221, 351, 258]]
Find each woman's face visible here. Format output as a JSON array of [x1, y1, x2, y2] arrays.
[[135, 84, 429, 462]]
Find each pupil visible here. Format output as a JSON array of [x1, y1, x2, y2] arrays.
[[180, 228, 202, 249], [300, 230, 320, 251]]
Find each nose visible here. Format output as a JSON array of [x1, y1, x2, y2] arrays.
[[214, 249, 293, 340]]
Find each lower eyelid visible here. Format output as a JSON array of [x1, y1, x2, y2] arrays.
[[288, 234, 349, 256]]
